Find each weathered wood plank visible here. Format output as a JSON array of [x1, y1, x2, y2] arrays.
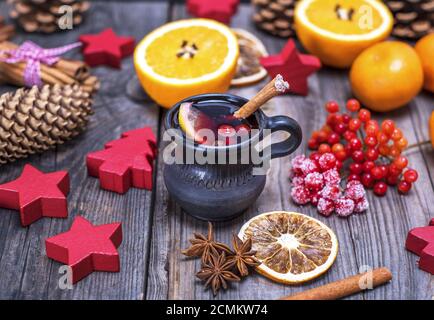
[[146, 3, 363, 300], [0, 1, 168, 300]]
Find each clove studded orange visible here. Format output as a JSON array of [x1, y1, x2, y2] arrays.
[[134, 19, 239, 108]]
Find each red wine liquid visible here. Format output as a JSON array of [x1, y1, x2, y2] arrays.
[[178, 100, 258, 145]]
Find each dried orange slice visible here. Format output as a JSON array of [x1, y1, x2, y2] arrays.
[[231, 29, 268, 87], [134, 19, 239, 108], [238, 211, 338, 284], [295, 0, 393, 68]]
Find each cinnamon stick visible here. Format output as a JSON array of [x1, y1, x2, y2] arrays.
[[0, 41, 99, 93], [233, 74, 289, 119], [279, 267, 392, 300]]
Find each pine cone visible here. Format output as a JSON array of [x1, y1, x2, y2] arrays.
[[386, 0, 434, 40], [0, 84, 93, 165], [8, 0, 90, 33], [251, 0, 298, 38]]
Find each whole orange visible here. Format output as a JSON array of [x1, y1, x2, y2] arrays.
[[415, 33, 434, 93], [350, 41, 424, 112]]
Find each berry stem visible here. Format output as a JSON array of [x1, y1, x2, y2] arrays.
[[405, 140, 431, 151]]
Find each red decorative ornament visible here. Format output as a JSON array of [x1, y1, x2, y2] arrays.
[[187, 0, 240, 24], [406, 219, 434, 274], [0, 164, 69, 227], [260, 40, 321, 96], [79, 28, 135, 68], [45, 216, 122, 284], [87, 127, 157, 194]]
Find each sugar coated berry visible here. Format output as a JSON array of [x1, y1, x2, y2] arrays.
[[305, 172, 325, 191], [397, 180, 412, 194], [345, 180, 366, 200], [403, 169, 418, 183], [318, 153, 337, 171], [335, 197, 355, 217], [291, 155, 306, 175], [325, 101, 339, 113], [354, 197, 369, 213], [322, 168, 341, 186], [317, 198, 335, 216], [320, 184, 341, 201], [291, 176, 305, 187], [373, 182, 388, 196], [291, 185, 311, 204]]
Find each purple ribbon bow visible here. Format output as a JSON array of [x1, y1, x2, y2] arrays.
[[0, 41, 82, 87]]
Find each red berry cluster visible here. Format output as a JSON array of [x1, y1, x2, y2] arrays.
[[307, 99, 419, 196], [290, 154, 368, 217]]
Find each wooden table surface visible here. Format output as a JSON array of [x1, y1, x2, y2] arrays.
[[0, 1, 433, 300]]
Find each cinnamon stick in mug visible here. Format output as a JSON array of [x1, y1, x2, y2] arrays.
[[233, 74, 289, 119], [279, 267, 392, 300]]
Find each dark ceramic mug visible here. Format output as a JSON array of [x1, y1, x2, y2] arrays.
[[163, 93, 302, 221]]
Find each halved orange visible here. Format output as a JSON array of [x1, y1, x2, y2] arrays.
[[295, 0, 393, 68], [134, 19, 239, 108], [238, 211, 338, 284]]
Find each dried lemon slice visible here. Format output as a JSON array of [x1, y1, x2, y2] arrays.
[[238, 211, 338, 284]]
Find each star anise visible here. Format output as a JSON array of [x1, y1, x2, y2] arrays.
[[182, 222, 232, 263], [196, 252, 240, 295], [226, 235, 261, 277]]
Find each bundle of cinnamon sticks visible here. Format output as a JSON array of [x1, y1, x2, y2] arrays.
[[0, 17, 15, 41], [0, 41, 99, 93]]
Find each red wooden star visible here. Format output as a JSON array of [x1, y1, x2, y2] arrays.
[[0, 164, 69, 227], [79, 28, 135, 68], [187, 0, 240, 24], [45, 216, 122, 284], [260, 39, 321, 96], [87, 127, 157, 194], [406, 219, 434, 275]]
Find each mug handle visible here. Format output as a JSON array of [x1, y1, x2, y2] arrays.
[[265, 115, 302, 159]]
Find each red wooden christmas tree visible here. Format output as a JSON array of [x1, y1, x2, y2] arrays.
[[87, 127, 157, 194]]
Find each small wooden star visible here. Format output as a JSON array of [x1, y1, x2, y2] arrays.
[[187, 0, 240, 24], [45, 216, 122, 283], [79, 28, 135, 68], [406, 219, 434, 275], [0, 164, 69, 226], [260, 39, 321, 96]]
